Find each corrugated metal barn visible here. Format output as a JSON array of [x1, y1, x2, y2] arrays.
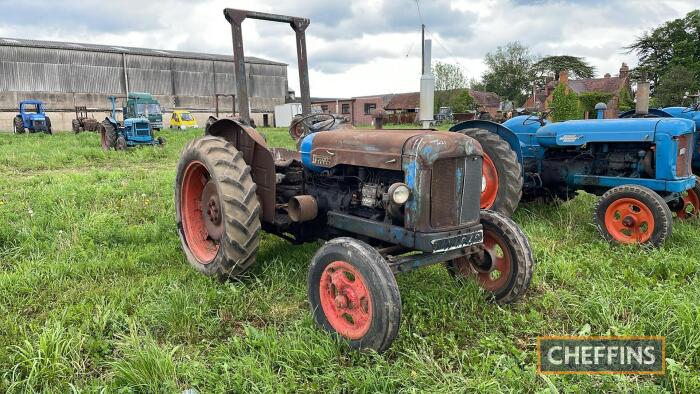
[[0, 37, 288, 131]]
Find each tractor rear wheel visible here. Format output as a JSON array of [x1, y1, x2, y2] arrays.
[[447, 210, 534, 304], [45, 116, 52, 134], [13, 117, 24, 134], [175, 136, 261, 279], [72, 119, 81, 133], [100, 120, 117, 151], [455, 128, 522, 217], [307, 237, 401, 352], [595, 185, 672, 247], [669, 180, 700, 220]]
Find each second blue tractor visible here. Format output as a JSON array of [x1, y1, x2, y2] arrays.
[[451, 107, 699, 247], [100, 96, 165, 151]]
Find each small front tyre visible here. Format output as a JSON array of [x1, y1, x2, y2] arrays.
[[668, 180, 700, 220], [594, 185, 672, 247], [307, 238, 401, 353], [447, 210, 534, 304]]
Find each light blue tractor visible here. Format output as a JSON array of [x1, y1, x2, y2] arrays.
[[100, 96, 165, 151], [450, 104, 699, 247]]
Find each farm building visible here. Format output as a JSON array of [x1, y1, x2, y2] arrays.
[[0, 37, 288, 131]]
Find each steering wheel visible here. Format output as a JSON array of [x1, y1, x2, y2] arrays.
[[523, 108, 555, 126], [682, 103, 700, 114], [289, 113, 336, 140]]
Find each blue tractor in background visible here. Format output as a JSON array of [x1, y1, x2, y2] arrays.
[[450, 104, 699, 247], [14, 100, 52, 134], [100, 96, 165, 151]]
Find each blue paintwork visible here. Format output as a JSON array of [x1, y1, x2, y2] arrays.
[[450, 119, 526, 162], [620, 106, 700, 171], [17, 100, 48, 131], [106, 96, 161, 147], [451, 114, 697, 196], [299, 132, 325, 172]]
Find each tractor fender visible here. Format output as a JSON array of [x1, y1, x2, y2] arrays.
[[619, 108, 673, 118], [450, 120, 524, 164], [104, 117, 119, 128], [206, 117, 276, 224]]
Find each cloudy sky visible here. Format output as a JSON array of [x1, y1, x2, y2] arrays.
[[0, 0, 696, 97]]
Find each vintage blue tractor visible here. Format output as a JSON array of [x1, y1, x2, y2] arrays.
[[14, 100, 52, 134], [450, 107, 698, 247], [620, 104, 700, 173], [100, 96, 165, 151]]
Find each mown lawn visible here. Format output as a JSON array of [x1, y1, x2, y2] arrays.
[[0, 128, 698, 393]]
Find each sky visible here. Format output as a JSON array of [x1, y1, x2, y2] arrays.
[[0, 0, 697, 98]]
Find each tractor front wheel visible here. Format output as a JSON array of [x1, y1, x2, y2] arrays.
[[116, 136, 127, 151], [447, 210, 534, 304], [175, 136, 261, 279], [308, 237, 401, 352], [669, 180, 700, 220], [13, 117, 24, 134], [595, 185, 672, 247], [454, 128, 522, 217], [100, 120, 117, 151]]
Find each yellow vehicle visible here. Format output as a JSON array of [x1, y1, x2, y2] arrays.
[[170, 110, 198, 130]]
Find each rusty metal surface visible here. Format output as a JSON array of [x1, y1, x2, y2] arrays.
[[206, 118, 276, 223], [307, 129, 456, 171], [677, 134, 693, 177], [223, 8, 311, 122], [430, 158, 459, 228]]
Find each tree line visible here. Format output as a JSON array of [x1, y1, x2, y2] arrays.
[[433, 9, 700, 110]]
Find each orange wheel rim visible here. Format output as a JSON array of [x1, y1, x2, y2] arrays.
[[676, 188, 700, 219], [604, 198, 655, 244], [180, 161, 220, 264], [474, 229, 512, 292], [481, 153, 499, 209], [319, 261, 372, 340]]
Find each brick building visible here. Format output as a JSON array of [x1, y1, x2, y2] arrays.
[[312, 94, 392, 126]]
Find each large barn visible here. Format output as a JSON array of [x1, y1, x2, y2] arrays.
[[0, 37, 288, 131]]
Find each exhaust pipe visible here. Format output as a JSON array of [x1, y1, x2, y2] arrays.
[[636, 81, 650, 116], [288, 195, 318, 222]]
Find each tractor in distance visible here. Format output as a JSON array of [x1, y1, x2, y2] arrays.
[[99, 96, 165, 151], [13, 100, 52, 134], [174, 8, 535, 352], [170, 110, 199, 130], [124, 92, 163, 130], [450, 88, 698, 247], [72, 106, 101, 133]]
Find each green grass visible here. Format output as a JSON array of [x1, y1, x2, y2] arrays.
[[0, 128, 698, 392]]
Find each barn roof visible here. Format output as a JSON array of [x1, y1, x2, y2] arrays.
[[385, 89, 501, 110], [0, 37, 286, 66]]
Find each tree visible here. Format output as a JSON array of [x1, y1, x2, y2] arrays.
[[449, 90, 476, 113], [626, 10, 700, 93], [433, 61, 468, 91], [532, 55, 596, 80], [481, 41, 536, 105], [653, 64, 700, 107], [432, 61, 468, 111], [550, 83, 581, 122]]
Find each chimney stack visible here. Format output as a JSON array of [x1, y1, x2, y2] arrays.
[[559, 70, 569, 85], [619, 63, 629, 80], [604, 73, 611, 78]]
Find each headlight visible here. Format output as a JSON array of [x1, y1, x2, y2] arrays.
[[388, 183, 410, 205]]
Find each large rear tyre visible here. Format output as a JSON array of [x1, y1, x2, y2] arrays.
[[175, 136, 261, 279], [100, 120, 117, 151], [72, 119, 81, 133], [308, 238, 401, 353], [669, 180, 700, 220], [13, 117, 24, 134], [447, 210, 534, 304], [454, 128, 522, 217], [45, 116, 52, 134], [594, 185, 672, 247]]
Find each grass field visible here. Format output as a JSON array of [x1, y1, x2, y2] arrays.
[[0, 128, 698, 393]]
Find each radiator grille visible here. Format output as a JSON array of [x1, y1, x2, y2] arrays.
[[676, 135, 693, 177], [430, 157, 481, 229], [431, 159, 458, 227]]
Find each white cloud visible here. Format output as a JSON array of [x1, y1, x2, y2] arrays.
[[0, 0, 697, 97]]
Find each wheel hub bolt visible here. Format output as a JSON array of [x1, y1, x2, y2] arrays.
[[207, 199, 220, 223], [334, 295, 348, 309], [622, 216, 636, 227]]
